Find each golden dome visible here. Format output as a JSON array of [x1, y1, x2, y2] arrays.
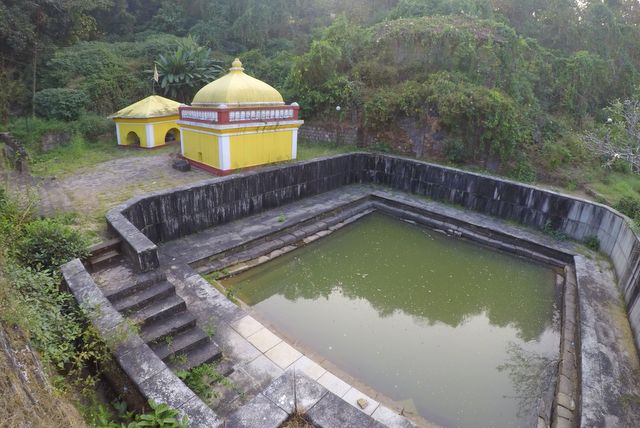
[[192, 58, 284, 107]]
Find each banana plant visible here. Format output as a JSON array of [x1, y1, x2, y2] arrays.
[[155, 37, 223, 103]]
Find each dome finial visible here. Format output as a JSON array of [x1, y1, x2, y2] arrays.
[[230, 58, 244, 72]]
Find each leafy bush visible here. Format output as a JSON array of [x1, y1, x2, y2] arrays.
[[34, 88, 87, 121], [92, 400, 188, 428], [444, 138, 466, 164], [42, 40, 158, 115], [74, 113, 114, 141], [511, 158, 537, 183], [4, 264, 85, 368], [615, 196, 640, 221], [426, 73, 530, 161], [15, 218, 89, 271]]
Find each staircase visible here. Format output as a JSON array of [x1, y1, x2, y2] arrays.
[[105, 271, 221, 371], [88, 238, 122, 271]]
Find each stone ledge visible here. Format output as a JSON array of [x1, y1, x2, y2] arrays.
[[60, 260, 222, 428]]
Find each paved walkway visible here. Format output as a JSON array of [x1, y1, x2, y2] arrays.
[[36, 155, 211, 218]]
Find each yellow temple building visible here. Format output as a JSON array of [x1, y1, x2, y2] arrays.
[[178, 58, 303, 175], [110, 95, 182, 148]]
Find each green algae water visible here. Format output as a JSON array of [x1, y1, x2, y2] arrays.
[[223, 213, 560, 428]]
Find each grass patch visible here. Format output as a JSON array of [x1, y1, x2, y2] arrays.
[[29, 136, 178, 178], [296, 140, 357, 161], [176, 362, 235, 404], [590, 173, 640, 205]]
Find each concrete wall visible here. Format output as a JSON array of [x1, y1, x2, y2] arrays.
[[106, 153, 640, 347]]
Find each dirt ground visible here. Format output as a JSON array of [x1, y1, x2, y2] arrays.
[[5, 153, 212, 241]]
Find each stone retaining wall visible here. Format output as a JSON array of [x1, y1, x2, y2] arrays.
[[298, 123, 358, 145], [106, 153, 640, 350], [0, 132, 28, 173]]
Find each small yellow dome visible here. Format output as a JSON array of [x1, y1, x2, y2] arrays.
[[110, 95, 182, 119], [192, 58, 284, 107]]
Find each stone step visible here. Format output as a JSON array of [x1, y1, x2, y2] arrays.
[[89, 249, 121, 271], [150, 327, 210, 361], [141, 311, 197, 344], [129, 294, 186, 328], [166, 339, 222, 372], [88, 238, 122, 258], [104, 270, 167, 301], [112, 280, 175, 314]]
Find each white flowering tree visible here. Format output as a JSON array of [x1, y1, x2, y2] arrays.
[[585, 98, 640, 174]]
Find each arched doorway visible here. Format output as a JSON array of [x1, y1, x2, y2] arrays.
[[165, 128, 180, 144], [126, 131, 140, 146]]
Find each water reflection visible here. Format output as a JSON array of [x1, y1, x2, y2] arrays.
[[498, 340, 559, 421], [223, 213, 560, 427], [228, 213, 559, 341]]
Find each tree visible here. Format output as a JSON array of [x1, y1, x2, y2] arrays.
[[155, 38, 223, 103], [585, 98, 640, 173], [0, 66, 27, 124]]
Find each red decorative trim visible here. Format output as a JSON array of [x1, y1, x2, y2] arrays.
[[218, 110, 230, 124], [181, 156, 232, 176], [179, 105, 300, 124]]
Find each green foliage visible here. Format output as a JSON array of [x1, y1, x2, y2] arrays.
[[91, 400, 187, 428], [444, 139, 466, 164], [241, 49, 294, 95], [615, 196, 640, 221], [426, 73, 529, 161], [74, 113, 114, 141], [15, 218, 89, 271], [156, 37, 223, 103], [511, 158, 537, 183], [42, 35, 182, 115], [559, 51, 609, 119], [34, 88, 87, 121], [7, 117, 68, 153], [542, 221, 567, 241], [0, 201, 108, 380], [177, 363, 233, 402], [388, 0, 493, 20], [2, 263, 112, 395], [584, 235, 600, 252], [133, 401, 188, 428], [0, 187, 35, 247]]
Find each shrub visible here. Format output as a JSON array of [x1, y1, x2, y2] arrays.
[[3, 263, 85, 368], [615, 196, 640, 221], [34, 88, 87, 121], [15, 218, 89, 271], [90, 400, 187, 428], [74, 113, 114, 141], [444, 138, 466, 164], [512, 158, 537, 183]]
